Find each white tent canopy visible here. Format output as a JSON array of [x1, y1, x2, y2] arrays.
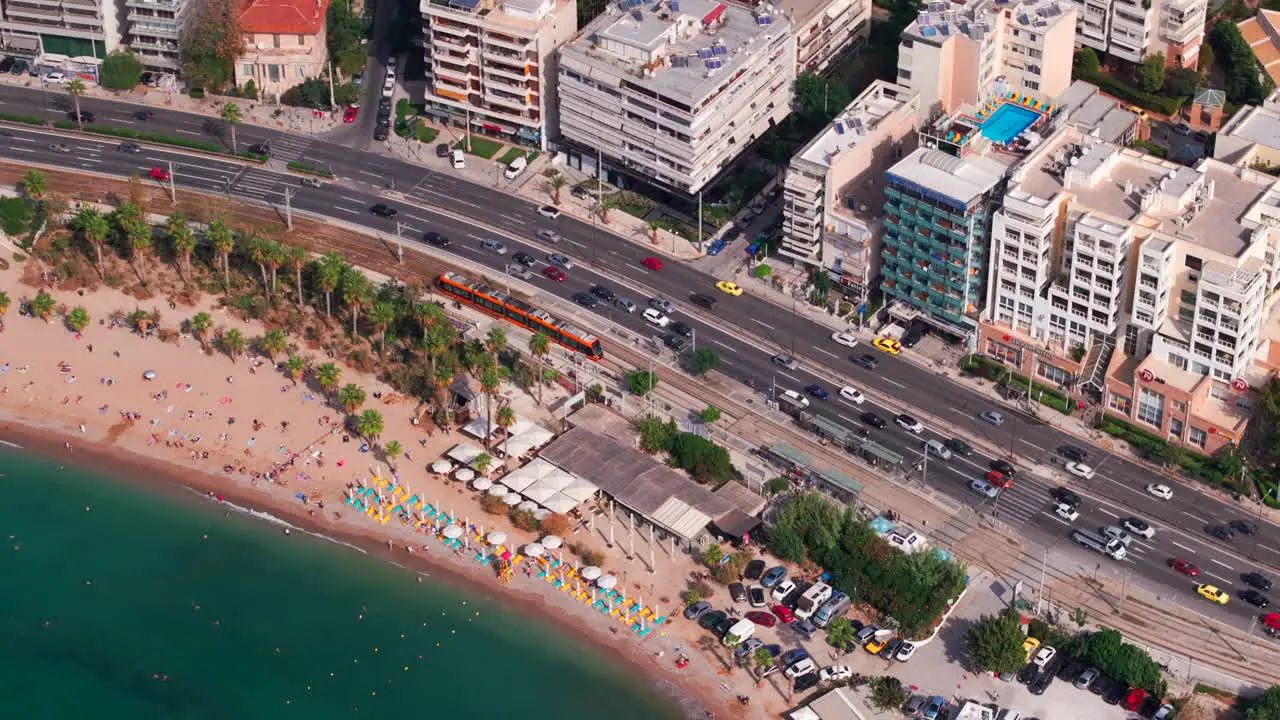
[[501, 425, 555, 457], [461, 417, 497, 441], [498, 458, 598, 514], [446, 442, 485, 466]]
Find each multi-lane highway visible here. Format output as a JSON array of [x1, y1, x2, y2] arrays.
[[2, 85, 1278, 626]]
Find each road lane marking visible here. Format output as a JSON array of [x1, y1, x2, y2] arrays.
[[505, 217, 526, 226], [881, 378, 905, 389], [751, 319, 775, 331], [815, 347, 839, 359], [77, 157, 101, 163], [336, 207, 359, 215], [1210, 558, 1234, 570], [10, 146, 33, 152], [336, 196, 364, 205], [408, 214, 430, 224], [712, 339, 735, 352], [777, 370, 800, 382], [1181, 511, 1209, 523], [1097, 507, 1117, 517], [358, 170, 379, 178], [9, 135, 32, 142], [1020, 439, 1046, 452], [175, 129, 201, 136], [1171, 540, 1196, 553], [1260, 545, 1279, 555]]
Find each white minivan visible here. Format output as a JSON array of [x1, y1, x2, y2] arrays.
[[503, 154, 528, 179], [451, 149, 466, 169], [721, 618, 755, 647]]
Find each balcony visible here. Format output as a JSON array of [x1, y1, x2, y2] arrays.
[[130, 22, 179, 39], [483, 32, 532, 53], [129, 36, 177, 51], [433, 22, 476, 39]]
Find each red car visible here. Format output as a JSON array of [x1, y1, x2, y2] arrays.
[[1122, 688, 1148, 711], [744, 611, 776, 628], [148, 167, 170, 181], [771, 604, 795, 623], [985, 470, 1012, 488], [343, 105, 359, 123], [542, 266, 566, 282], [1265, 613, 1280, 631], [641, 257, 664, 271], [1169, 558, 1200, 577]]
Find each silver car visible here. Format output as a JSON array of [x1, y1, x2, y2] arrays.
[[979, 410, 1005, 426], [546, 252, 573, 269], [481, 239, 507, 255], [616, 298, 636, 313], [505, 263, 532, 280], [536, 229, 562, 243]]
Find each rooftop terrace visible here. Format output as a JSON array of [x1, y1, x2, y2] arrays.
[[797, 81, 916, 166], [903, 0, 1070, 42]]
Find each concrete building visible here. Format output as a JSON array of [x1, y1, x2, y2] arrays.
[[767, 0, 869, 75], [1072, 0, 1206, 68], [896, 0, 1077, 119], [1214, 93, 1280, 170], [556, 0, 796, 195], [777, 80, 920, 307], [1054, 79, 1143, 145], [1240, 9, 1280, 87], [123, 0, 190, 72], [0, 0, 120, 61], [420, 0, 577, 150], [234, 0, 330, 100]]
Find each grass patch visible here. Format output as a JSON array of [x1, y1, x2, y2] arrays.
[[1193, 683, 1234, 698], [497, 147, 524, 165], [286, 161, 335, 178], [1130, 139, 1167, 158], [0, 112, 45, 126], [453, 136, 503, 159], [413, 125, 438, 143]]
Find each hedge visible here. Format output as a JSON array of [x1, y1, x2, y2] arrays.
[[1100, 414, 1237, 487], [287, 161, 334, 178], [0, 112, 46, 126], [1074, 68, 1183, 116], [961, 354, 1072, 415], [49, 121, 267, 161]]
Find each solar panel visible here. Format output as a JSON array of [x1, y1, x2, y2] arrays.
[[713, 45, 727, 56], [705, 59, 722, 69], [756, 15, 772, 25], [671, 0, 679, 9], [671, 55, 688, 67]]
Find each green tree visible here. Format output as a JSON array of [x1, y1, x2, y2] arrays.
[[31, 290, 56, 321], [357, 408, 384, 441], [668, 432, 737, 483], [1138, 53, 1167, 93], [284, 245, 308, 306], [751, 647, 774, 687], [341, 267, 371, 337], [221, 327, 246, 362], [221, 102, 242, 154], [691, 347, 720, 376], [472, 452, 493, 474], [699, 405, 721, 425], [70, 207, 110, 276], [625, 369, 658, 396], [315, 361, 341, 394], [189, 312, 213, 348], [0, 289, 9, 331], [763, 476, 792, 495], [547, 173, 568, 204], [384, 439, 404, 470], [1081, 629, 1164, 692], [180, 0, 241, 90], [966, 613, 1027, 675], [66, 78, 87, 130], [166, 212, 197, 280], [825, 618, 859, 653], [495, 404, 516, 456], [114, 202, 152, 277], [1075, 46, 1101, 74], [261, 328, 287, 361], [315, 251, 346, 317], [339, 383, 366, 413], [1247, 686, 1280, 720], [869, 676, 910, 710], [703, 544, 724, 567], [485, 326, 507, 357], [283, 354, 306, 384], [101, 50, 144, 89], [20, 169, 46, 201], [1212, 21, 1273, 105], [636, 416, 676, 453], [65, 306, 90, 332], [207, 219, 235, 289], [792, 72, 852, 131], [1162, 67, 1202, 98], [528, 332, 551, 404], [326, 1, 370, 78], [368, 301, 396, 353]]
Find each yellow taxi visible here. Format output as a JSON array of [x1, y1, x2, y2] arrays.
[[1022, 636, 1041, 662], [1195, 584, 1230, 605], [715, 280, 744, 296], [864, 634, 889, 654], [872, 337, 902, 355]]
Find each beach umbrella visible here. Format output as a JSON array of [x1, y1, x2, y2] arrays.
[[142, 370, 157, 380], [516, 500, 538, 512], [455, 468, 475, 483], [472, 478, 493, 492], [532, 509, 550, 521], [486, 531, 508, 546], [524, 542, 545, 557], [598, 575, 618, 590], [487, 484, 509, 496], [540, 535, 563, 550], [580, 566, 602, 581], [431, 460, 453, 474], [502, 492, 521, 506], [442, 524, 464, 539]]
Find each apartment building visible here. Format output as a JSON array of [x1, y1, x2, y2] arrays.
[[777, 80, 919, 306], [557, 0, 796, 195], [767, 0, 869, 75], [1239, 9, 1280, 87], [234, 0, 329, 99], [979, 125, 1280, 453], [123, 0, 191, 71], [897, 0, 1077, 119], [421, 0, 577, 150], [0, 0, 120, 60], [1071, 0, 1206, 67], [1214, 93, 1280, 169]]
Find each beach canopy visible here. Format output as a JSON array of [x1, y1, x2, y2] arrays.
[[580, 566, 603, 581], [540, 535, 563, 550], [430, 459, 453, 474], [486, 531, 507, 545], [442, 525, 464, 539], [501, 424, 554, 457], [532, 509, 550, 521], [502, 492, 522, 506], [471, 477, 492, 491], [516, 500, 538, 512], [455, 468, 475, 483], [524, 542, 545, 557], [487, 484, 510, 496], [597, 575, 618, 590], [142, 370, 157, 380], [445, 442, 485, 466]]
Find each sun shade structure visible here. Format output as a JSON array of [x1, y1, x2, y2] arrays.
[[498, 458, 599, 515], [446, 442, 485, 466], [501, 425, 555, 457]]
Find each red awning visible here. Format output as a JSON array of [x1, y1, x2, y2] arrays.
[[702, 2, 725, 25], [481, 122, 502, 132]]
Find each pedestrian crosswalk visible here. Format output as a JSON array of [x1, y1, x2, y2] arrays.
[[234, 167, 287, 201], [263, 132, 311, 163]]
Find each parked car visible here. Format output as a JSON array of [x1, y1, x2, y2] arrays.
[[791, 619, 818, 641], [760, 566, 787, 588], [747, 586, 767, 607], [745, 611, 777, 628], [771, 579, 797, 603], [819, 665, 852, 683], [728, 583, 747, 603], [696, 610, 727, 630], [683, 601, 711, 620], [903, 695, 927, 717], [772, 604, 795, 623], [743, 560, 765, 581], [895, 641, 916, 662], [1075, 667, 1099, 689], [780, 648, 809, 668], [785, 657, 816, 678]]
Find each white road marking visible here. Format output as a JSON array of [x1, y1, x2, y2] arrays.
[[1097, 507, 1117, 517], [777, 370, 800, 382], [1260, 544, 1280, 555], [815, 347, 839, 359], [175, 129, 201, 136], [408, 214, 431, 224], [1020, 439, 1046, 452], [1181, 511, 1209, 523], [77, 157, 101, 163], [712, 339, 736, 352], [336, 196, 364, 205], [1171, 540, 1196, 553], [114, 118, 135, 124], [505, 217, 527, 226], [1209, 558, 1234, 570], [336, 207, 359, 215], [358, 170, 380, 178], [881, 378, 905, 389], [838, 413, 855, 423], [10, 146, 33, 152], [751, 319, 776, 331], [9, 135, 32, 142]]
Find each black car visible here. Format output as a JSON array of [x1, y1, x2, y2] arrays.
[[729, 582, 747, 603], [572, 291, 599, 309], [1244, 572, 1273, 591], [373, 125, 389, 141], [880, 637, 903, 659], [689, 293, 717, 310], [747, 586, 767, 606], [134, 110, 154, 121], [436, 143, 451, 158], [1207, 525, 1235, 542], [1051, 486, 1082, 506], [370, 204, 397, 218], [248, 142, 270, 156], [663, 335, 688, 353], [1016, 664, 1038, 684], [1058, 445, 1089, 462], [850, 353, 879, 370], [901, 321, 929, 348], [991, 459, 1018, 476], [1056, 661, 1085, 683], [423, 231, 450, 247], [1088, 672, 1109, 695], [744, 559, 765, 581], [697, 610, 727, 630], [379, 97, 392, 112], [512, 251, 536, 266], [70, 110, 95, 122], [794, 672, 821, 693], [118, 141, 142, 153], [1028, 670, 1053, 695], [783, 581, 810, 610], [1102, 680, 1126, 705], [670, 321, 693, 338], [713, 615, 736, 637], [860, 412, 887, 429], [590, 284, 615, 302], [1231, 520, 1259, 536], [1240, 589, 1271, 608], [944, 438, 974, 456]]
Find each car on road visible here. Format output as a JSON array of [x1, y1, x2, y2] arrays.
[[615, 298, 636, 314], [772, 579, 798, 603], [535, 229, 562, 243], [69, 110, 95, 122], [480, 238, 506, 254], [838, 386, 865, 404], [639, 256, 664, 271], [118, 141, 142, 153], [1244, 572, 1273, 591], [772, 604, 795, 623], [343, 105, 359, 123], [895, 414, 923, 433], [1075, 667, 1099, 689], [985, 470, 1012, 488], [149, 166, 172, 181], [48, 143, 71, 153], [571, 291, 599, 309], [850, 353, 879, 370], [512, 251, 536, 266], [546, 253, 573, 269], [979, 410, 1005, 426], [715, 280, 744, 296], [923, 696, 946, 720], [642, 308, 670, 328], [589, 284, 615, 302], [683, 601, 711, 620], [970, 479, 999, 498], [944, 438, 973, 456], [745, 611, 777, 628], [872, 337, 902, 354], [793, 672, 821, 693], [1241, 589, 1271, 608], [772, 354, 799, 371], [1100, 526, 1133, 547], [505, 263, 532, 280], [819, 665, 851, 683], [1195, 584, 1230, 605], [1147, 483, 1173, 500], [990, 459, 1018, 477], [760, 566, 786, 588], [830, 331, 858, 348], [1058, 445, 1089, 462], [369, 203, 396, 218], [1231, 520, 1259, 536], [805, 384, 830, 400], [1207, 524, 1235, 542], [424, 232, 451, 248], [1065, 462, 1096, 479], [537, 206, 561, 219], [1054, 503, 1079, 522], [300, 177, 323, 188], [1169, 557, 1200, 576], [1050, 486, 1080, 505], [1122, 517, 1155, 539], [696, 610, 727, 630], [785, 657, 817, 679], [689, 293, 716, 309], [648, 296, 675, 314], [541, 266, 566, 282], [668, 321, 693, 338], [748, 586, 767, 607], [744, 560, 765, 581]]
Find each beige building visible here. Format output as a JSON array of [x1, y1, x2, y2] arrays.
[[124, 0, 192, 72], [778, 80, 920, 307], [1073, 0, 1207, 68], [897, 0, 1077, 119], [768, 0, 870, 75], [0, 0, 119, 61], [421, 0, 577, 150], [234, 0, 329, 99], [1215, 91, 1280, 170]]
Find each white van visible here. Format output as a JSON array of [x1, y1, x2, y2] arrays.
[[503, 154, 527, 179], [793, 582, 832, 621], [451, 149, 466, 169], [778, 389, 810, 410], [721, 618, 755, 647]]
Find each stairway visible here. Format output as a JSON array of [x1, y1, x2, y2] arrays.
[[1079, 335, 1115, 398]]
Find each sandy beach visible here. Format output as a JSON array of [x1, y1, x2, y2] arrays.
[[0, 256, 769, 720]]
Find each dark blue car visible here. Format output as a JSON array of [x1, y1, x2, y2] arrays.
[[760, 566, 787, 588], [780, 648, 810, 668], [805, 384, 830, 400]]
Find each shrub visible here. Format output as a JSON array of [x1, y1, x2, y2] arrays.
[[101, 50, 144, 90], [480, 493, 506, 515], [753, 264, 772, 278], [509, 508, 538, 531], [287, 161, 335, 178], [0, 112, 46, 126]]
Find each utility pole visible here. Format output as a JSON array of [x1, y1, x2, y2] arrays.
[[1037, 548, 1047, 613], [395, 221, 404, 264], [465, 107, 472, 151], [691, 328, 696, 355], [282, 187, 294, 230], [1117, 569, 1130, 613], [327, 60, 336, 110], [167, 160, 175, 202], [696, 190, 703, 252]]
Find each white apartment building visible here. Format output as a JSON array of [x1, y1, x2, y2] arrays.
[[1214, 93, 1280, 169], [768, 0, 869, 75], [421, 0, 577, 150], [0, 0, 120, 61], [124, 0, 190, 71], [1070, 0, 1206, 67], [897, 0, 1077, 119], [778, 80, 919, 305], [556, 0, 796, 195]]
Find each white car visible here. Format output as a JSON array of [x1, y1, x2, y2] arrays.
[[785, 657, 817, 679], [1122, 517, 1155, 539], [536, 229, 562, 243], [839, 386, 865, 404], [970, 479, 999, 498], [830, 331, 858, 348], [819, 665, 852, 683], [1065, 462, 1095, 479], [1054, 502, 1079, 522], [537, 205, 561, 219], [779, 389, 810, 409], [895, 414, 924, 433], [895, 641, 916, 662], [44, 70, 67, 83], [771, 579, 797, 602], [1146, 483, 1173, 500], [1032, 646, 1056, 668], [1101, 525, 1133, 547], [642, 308, 670, 328]]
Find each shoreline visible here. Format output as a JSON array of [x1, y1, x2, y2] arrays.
[[0, 418, 735, 720]]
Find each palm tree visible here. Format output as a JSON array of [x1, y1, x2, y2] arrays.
[[316, 252, 346, 318], [285, 245, 308, 306], [384, 439, 404, 470], [315, 362, 341, 396], [528, 332, 551, 405], [339, 383, 367, 413], [495, 404, 516, 457], [70, 207, 110, 276], [751, 647, 774, 687], [166, 212, 197, 280], [31, 290, 56, 321], [283, 354, 306, 384], [20, 169, 46, 201], [432, 356, 457, 427], [221, 102, 242, 154], [422, 320, 456, 389], [67, 78, 86, 129], [245, 234, 271, 297], [0, 289, 10, 331], [113, 203, 150, 277], [472, 452, 493, 475], [356, 408, 384, 441], [485, 326, 507, 358], [478, 364, 501, 448], [646, 219, 662, 244], [190, 312, 213, 348], [825, 618, 858, 656], [547, 173, 568, 204], [222, 328, 246, 362], [368, 301, 397, 353], [266, 240, 285, 294], [598, 194, 618, 224], [261, 328, 287, 361], [341, 267, 371, 338], [208, 219, 235, 289], [66, 306, 90, 332], [412, 301, 445, 336]]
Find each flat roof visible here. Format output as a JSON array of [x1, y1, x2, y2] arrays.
[[904, 0, 1072, 43], [1220, 102, 1280, 151], [886, 147, 1008, 209], [1056, 81, 1137, 144], [562, 0, 790, 105], [797, 80, 917, 166]]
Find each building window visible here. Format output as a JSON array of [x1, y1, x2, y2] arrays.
[[268, 64, 281, 83], [297, 34, 306, 45], [241, 63, 254, 77], [1036, 361, 1070, 386], [898, 68, 912, 80], [1137, 387, 1165, 428], [273, 33, 281, 49], [1185, 255, 1202, 271], [1188, 426, 1207, 448], [1169, 417, 1184, 439], [986, 341, 1020, 366], [1024, 80, 1040, 91], [1109, 393, 1131, 414]]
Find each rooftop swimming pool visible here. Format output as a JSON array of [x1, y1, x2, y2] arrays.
[[981, 103, 1040, 144]]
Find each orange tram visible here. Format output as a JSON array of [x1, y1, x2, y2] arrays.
[[437, 271, 605, 360]]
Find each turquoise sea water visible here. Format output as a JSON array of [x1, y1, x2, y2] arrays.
[[0, 448, 683, 720]]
